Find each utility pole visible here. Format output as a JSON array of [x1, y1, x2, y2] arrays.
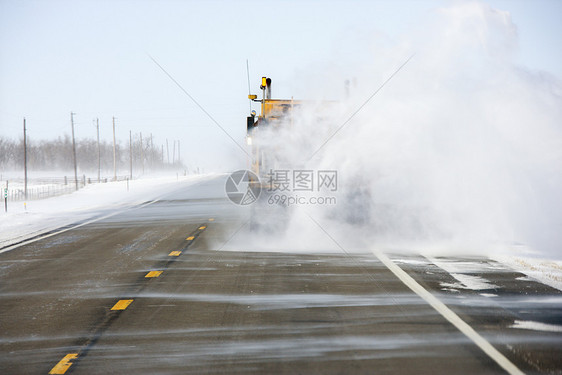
[[166, 139, 170, 164], [161, 144, 164, 164], [4, 180, 8, 213], [140, 132, 144, 174], [150, 133, 154, 168], [70, 112, 78, 191], [23, 118, 28, 199], [129, 130, 133, 179], [112, 116, 117, 181], [172, 140, 176, 164], [178, 140, 180, 163], [96, 118, 100, 183]]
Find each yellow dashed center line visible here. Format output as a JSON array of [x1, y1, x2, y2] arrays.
[[49, 353, 78, 374], [49, 223, 215, 375], [145, 271, 163, 278], [50, 221, 215, 374], [111, 299, 133, 311]]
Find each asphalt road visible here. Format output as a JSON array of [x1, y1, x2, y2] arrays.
[[1, 176, 561, 374]]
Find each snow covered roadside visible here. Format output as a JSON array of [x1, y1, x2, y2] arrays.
[[492, 254, 562, 292], [0, 174, 217, 250], [425, 254, 562, 293]]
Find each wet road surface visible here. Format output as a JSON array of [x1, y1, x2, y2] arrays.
[[1, 176, 561, 374]]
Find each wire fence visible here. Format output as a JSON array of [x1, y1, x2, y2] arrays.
[[1, 175, 131, 201]]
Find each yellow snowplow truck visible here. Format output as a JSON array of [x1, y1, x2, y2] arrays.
[[246, 77, 303, 179]]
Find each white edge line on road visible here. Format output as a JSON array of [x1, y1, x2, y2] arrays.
[[372, 249, 525, 375], [0, 199, 159, 255]]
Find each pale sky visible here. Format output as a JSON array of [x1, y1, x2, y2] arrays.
[[1, 0, 561, 171]]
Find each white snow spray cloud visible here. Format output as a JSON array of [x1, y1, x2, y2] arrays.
[[230, 2, 562, 259]]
